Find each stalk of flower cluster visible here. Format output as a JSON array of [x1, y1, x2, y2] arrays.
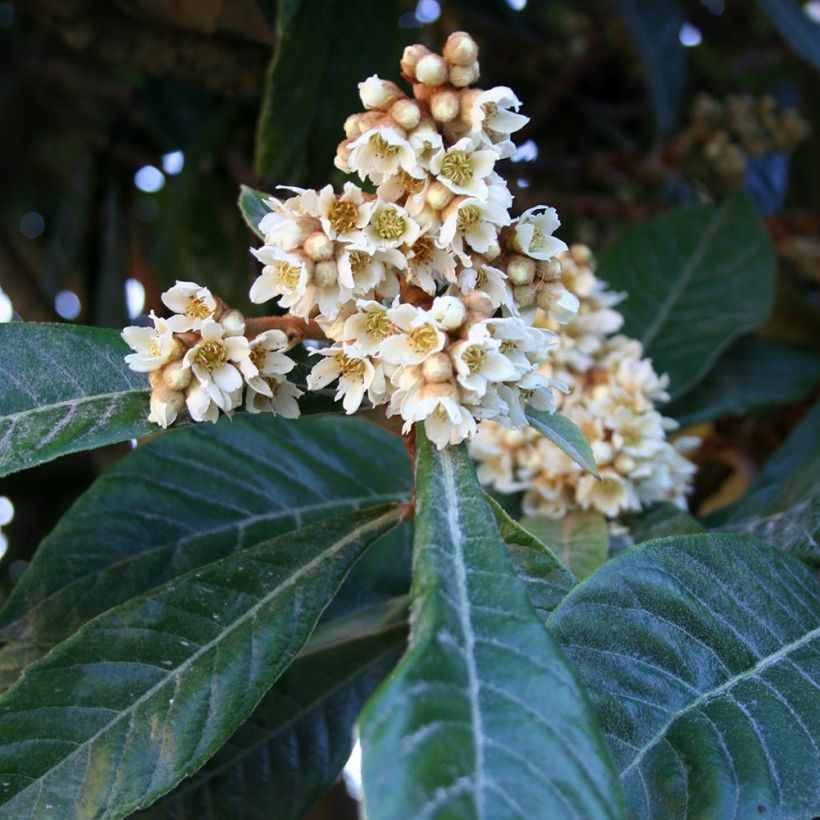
[[470, 244, 699, 520]]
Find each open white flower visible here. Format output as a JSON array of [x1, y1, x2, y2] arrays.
[[348, 127, 418, 183], [404, 234, 456, 293], [450, 330, 516, 396], [250, 246, 311, 310], [337, 246, 404, 297], [183, 320, 254, 412], [245, 377, 303, 417], [408, 122, 444, 168], [466, 87, 530, 140], [380, 303, 447, 366], [307, 347, 380, 414], [302, 182, 375, 241], [245, 329, 296, 397], [429, 137, 497, 199], [162, 281, 218, 331], [512, 206, 569, 261], [399, 382, 477, 449], [362, 202, 421, 250], [122, 312, 182, 372], [456, 265, 514, 312], [439, 196, 510, 263], [343, 300, 398, 356]]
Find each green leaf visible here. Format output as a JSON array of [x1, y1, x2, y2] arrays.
[[706, 400, 820, 561], [484, 493, 576, 618], [758, 0, 820, 68], [359, 430, 626, 820], [615, 0, 685, 137], [0, 323, 152, 478], [596, 193, 776, 399], [618, 503, 704, 547], [0, 415, 411, 657], [521, 511, 609, 580], [667, 338, 820, 425], [525, 406, 599, 476], [549, 534, 820, 819], [0, 504, 402, 818], [238, 184, 270, 240], [139, 605, 407, 820], [254, 0, 403, 184]]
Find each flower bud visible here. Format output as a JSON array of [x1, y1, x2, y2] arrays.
[[507, 255, 535, 285], [426, 180, 454, 211], [415, 53, 448, 86], [461, 290, 494, 318], [421, 380, 460, 402], [431, 294, 467, 330], [443, 32, 479, 67], [390, 98, 421, 130], [615, 454, 636, 474], [430, 89, 460, 123], [303, 231, 335, 261], [513, 283, 536, 307], [482, 239, 501, 261], [148, 369, 164, 388], [334, 141, 352, 173], [422, 352, 454, 383], [358, 75, 404, 111], [314, 259, 338, 287], [449, 62, 480, 88], [221, 309, 246, 337], [536, 257, 563, 281], [343, 114, 363, 139], [539, 285, 579, 323], [163, 360, 193, 390], [569, 243, 592, 265], [401, 44, 430, 80], [148, 385, 185, 429]]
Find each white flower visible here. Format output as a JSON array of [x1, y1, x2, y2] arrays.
[[405, 234, 456, 293], [307, 347, 380, 414], [450, 330, 516, 396], [438, 195, 509, 263], [291, 259, 353, 320], [362, 202, 421, 250], [466, 87, 530, 139], [343, 300, 398, 356], [512, 206, 568, 260], [0, 288, 12, 322], [161, 281, 218, 331], [337, 246, 404, 297], [302, 182, 375, 241], [348, 127, 418, 183], [576, 471, 636, 517], [245, 330, 296, 396], [456, 265, 514, 312], [122, 312, 181, 372], [147, 386, 186, 429], [245, 377, 302, 417], [183, 320, 254, 412], [429, 137, 497, 199], [400, 382, 477, 449], [408, 122, 444, 168], [380, 303, 447, 365], [185, 379, 235, 423], [250, 246, 311, 310]]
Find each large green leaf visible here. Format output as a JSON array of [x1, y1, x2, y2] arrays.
[[521, 511, 610, 580], [667, 338, 820, 425], [615, 0, 685, 137], [707, 400, 820, 561], [0, 504, 402, 818], [140, 603, 407, 820], [255, 0, 403, 184], [526, 406, 599, 476], [358, 430, 626, 820], [0, 415, 411, 653], [758, 0, 820, 68], [0, 323, 151, 478], [596, 193, 776, 399], [485, 494, 576, 618], [549, 534, 820, 819]]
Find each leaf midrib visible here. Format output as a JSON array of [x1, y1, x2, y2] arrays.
[[0, 507, 402, 813], [0, 387, 149, 425], [620, 624, 820, 780]]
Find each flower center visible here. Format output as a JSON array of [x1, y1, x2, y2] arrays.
[[373, 209, 406, 241], [328, 200, 359, 234], [398, 169, 425, 194], [482, 101, 498, 121], [410, 235, 435, 265], [457, 205, 480, 233], [194, 341, 227, 370], [462, 345, 485, 373], [368, 132, 400, 158], [440, 150, 474, 186], [365, 309, 394, 340], [275, 261, 302, 289], [185, 297, 212, 319], [250, 346, 265, 370], [337, 353, 366, 379], [529, 225, 544, 251], [348, 250, 370, 274], [148, 339, 162, 357], [408, 324, 440, 354]]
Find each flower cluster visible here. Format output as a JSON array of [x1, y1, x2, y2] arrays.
[[681, 92, 810, 190], [122, 281, 301, 428], [249, 32, 577, 448], [470, 244, 698, 519]]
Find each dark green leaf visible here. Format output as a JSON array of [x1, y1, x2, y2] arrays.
[[615, 0, 685, 137], [255, 0, 403, 184], [238, 184, 270, 240], [618, 503, 704, 547], [0, 504, 402, 818], [0, 323, 152, 478], [550, 534, 820, 819], [140, 604, 407, 820], [484, 493, 576, 618], [758, 0, 820, 68], [521, 511, 609, 580], [667, 338, 820, 425], [596, 193, 776, 399], [359, 430, 626, 820], [0, 415, 411, 655], [526, 406, 599, 476]]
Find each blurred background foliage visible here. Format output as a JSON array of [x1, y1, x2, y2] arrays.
[[1, 0, 819, 709]]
